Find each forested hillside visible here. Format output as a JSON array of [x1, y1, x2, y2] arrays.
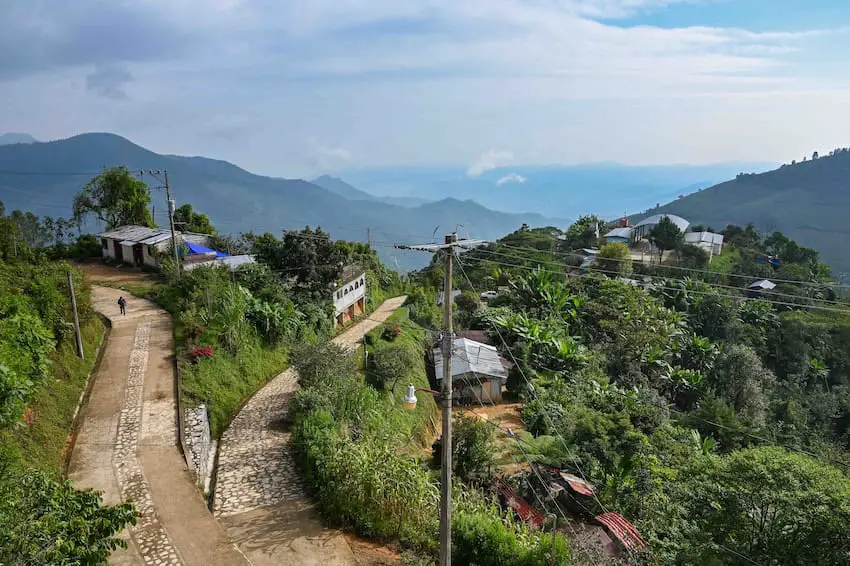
[[0, 133, 562, 270], [647, 147, 850, 277]]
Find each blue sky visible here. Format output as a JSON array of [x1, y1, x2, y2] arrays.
[[2, 0, 850, 178]]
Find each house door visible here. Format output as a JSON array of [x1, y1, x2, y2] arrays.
[[132, 244, 144, 266], [113, 240, 123, 263]]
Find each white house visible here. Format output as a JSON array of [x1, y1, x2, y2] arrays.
[[631, 214, 690, 242], [434, 337, 509, 403], [333, 266, 366, 327], [99, 225, 175, 267], [684, 231, 724, 256]]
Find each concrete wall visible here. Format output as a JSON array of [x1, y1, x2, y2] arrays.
[[184, 404, 214, 490]]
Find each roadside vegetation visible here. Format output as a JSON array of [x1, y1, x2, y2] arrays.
[[0, 254, 135, 563]]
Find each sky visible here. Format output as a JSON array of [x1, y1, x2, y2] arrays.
[[3, 0, 850, 178]]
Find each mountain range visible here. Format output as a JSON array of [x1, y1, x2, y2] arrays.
[[648, 149, 850, 278], [335, 161, 776, 219], [0, 133, 563, 270]]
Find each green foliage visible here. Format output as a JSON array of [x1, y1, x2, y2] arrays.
[[0, 470, 137, 565], [647, 215, 683, 260], [173, 203, 216, 234], [677, 243, 710, 269], [433, 415, 497, 484], [680, 446, 850, 565], [562, 215, 604, 250], [369, 341, 420, 391], [73, 166, 153, 229], [595, 242, 632, 277], [452, 507, 571, 566]]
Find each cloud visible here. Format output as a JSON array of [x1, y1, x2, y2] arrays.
[[496, 173, 527, 185], [309, 139, 353, 171], [86, 64, 132, 99], [468, 149, 514, 176]]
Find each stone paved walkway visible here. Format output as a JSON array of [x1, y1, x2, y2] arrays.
[[68, 286, 247, 566], [214, 296, 408, 565]]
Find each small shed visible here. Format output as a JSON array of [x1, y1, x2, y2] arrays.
[[99, 225, 176, 267], [434, 337, 508, 402], [747, 279, 776, 298], [333, 266, 366, 327]]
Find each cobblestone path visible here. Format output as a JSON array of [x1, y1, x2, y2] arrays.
[[68, 285, 247, 566], [113, 322, 181, 565], [214, 296, 407, 565]]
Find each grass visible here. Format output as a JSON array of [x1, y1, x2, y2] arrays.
[[365, 307, 439, 447], [0, 317, 105, 477], [709, 246, 741, 275], [180, 336, 289, 438]]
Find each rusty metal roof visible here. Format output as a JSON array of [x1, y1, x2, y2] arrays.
[[559, 471, 595, 497], [594, 512, 646, 551], [496, 480, 545, 528]]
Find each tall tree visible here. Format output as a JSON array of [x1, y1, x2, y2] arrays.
[[173, 204, 216, 234], [73, 166, 153, 230], [562, 214, 604, 250], [648, 215, 683, 262]]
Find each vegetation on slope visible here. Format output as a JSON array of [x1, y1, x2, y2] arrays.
[[0, 260, 134, 563]]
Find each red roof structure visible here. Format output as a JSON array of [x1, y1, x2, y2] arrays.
[[594, 512, 647, 551], [496, 480, 546, 528]]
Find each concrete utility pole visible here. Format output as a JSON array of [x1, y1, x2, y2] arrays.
[[395, 233, 485, 566], [67, 271, 84, 360]]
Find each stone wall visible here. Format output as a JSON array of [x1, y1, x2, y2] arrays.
[[184, 404, 213, 489]]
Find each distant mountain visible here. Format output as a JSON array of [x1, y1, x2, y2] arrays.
[[0, 133, 563, 270], [0, 133, 38, 145], [338, 162, 776, 219], [646, 149, 850, 277], [312, 175, 431, 208]]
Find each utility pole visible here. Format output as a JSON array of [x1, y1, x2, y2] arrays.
[[395, 233, 484, 566], [146, 169, 181, 277], [67, 271, 84, 360], [164, 170, 180, 275]]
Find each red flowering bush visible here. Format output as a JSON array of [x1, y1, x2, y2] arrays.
[[189, 345, 215, 363]]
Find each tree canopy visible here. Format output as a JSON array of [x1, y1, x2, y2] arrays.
[[73, 166, 153, 229], [648, 215, 683, 260], [173, 204, 216, 234]]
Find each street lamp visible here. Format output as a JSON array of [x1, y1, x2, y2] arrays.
[[402, 384, 440, 411]]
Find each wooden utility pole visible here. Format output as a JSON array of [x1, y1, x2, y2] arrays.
[[395, 233, 484, 566], [67, 271, 84, 359]]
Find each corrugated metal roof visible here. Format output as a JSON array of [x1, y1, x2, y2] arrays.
[[684, 231, 724, 245], [496, 480, 546, 528], [634, 214, 690, 232], [595, 512, 646, 551], [434, 337, 508, 382], [748, 279, 776, 290], [605, 227, 632, 239], [99, 225, 175, 245], [559, 472, 595, 497]]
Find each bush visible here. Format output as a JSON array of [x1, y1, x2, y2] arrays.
[[595, 242, 632, 277], [678, 243, 710, 269], [433, 415, 497, 483], [382, 323, 403, 342]]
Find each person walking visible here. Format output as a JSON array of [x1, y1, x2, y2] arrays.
[[117, 296, 127, 316]]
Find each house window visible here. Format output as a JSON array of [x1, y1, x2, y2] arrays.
[[344, 288, 348, 295], [337, 291, 341, 299], [360, 277, 364, 286], [101, 238, 108, 249], [355, 281, 359, 289]]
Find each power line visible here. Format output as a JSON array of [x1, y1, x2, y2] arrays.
[[496, 240, 850, 290], [466, 246, 850, 310], [458, 250, 850, 316]]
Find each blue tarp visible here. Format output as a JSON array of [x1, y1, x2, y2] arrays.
[[186, 241, 229, 258]]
